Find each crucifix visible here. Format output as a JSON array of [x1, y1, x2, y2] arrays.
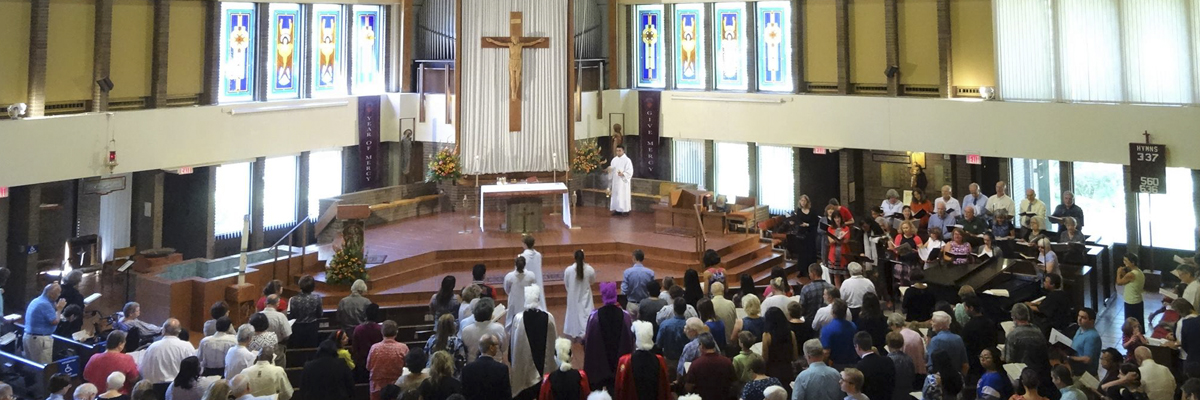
[[481, 12, 549, 132]]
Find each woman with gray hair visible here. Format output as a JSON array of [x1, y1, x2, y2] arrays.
[[60, 269, 86, 309], [1059, 216, 1085, 243], [72, 383, 98, 400], [881, 189, 905, 231], [338, 279, 372, 330]]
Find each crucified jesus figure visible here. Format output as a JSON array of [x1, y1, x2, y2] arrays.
[[484, 33, 548, 102]]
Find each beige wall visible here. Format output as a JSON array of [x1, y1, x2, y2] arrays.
[[849, 0, 885, 85], [656, 91, 1200, 169], [898, 0, 938, 86], [804, 0, 837, 84], [167, 0, 206, 96], [46, 0, 95, 103], [111, 0, 153, 99], [951, 0, 995, 88], [0, 0, 31, 106]]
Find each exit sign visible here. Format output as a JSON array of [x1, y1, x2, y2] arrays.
[[966, 153, 982, 165], [178, 167, 193, 175], [813, 147, 827, 155], [0, 187, 7, 198]]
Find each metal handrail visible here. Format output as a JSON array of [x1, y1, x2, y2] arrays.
[[693, 205, 708, 254], [271, 219, 312, 283]]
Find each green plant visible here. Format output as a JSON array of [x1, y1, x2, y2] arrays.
[[326, 237, 368, 285], [426, 148, 462, 182]]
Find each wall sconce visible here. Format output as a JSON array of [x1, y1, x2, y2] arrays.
[[105, 139, 119, 172]]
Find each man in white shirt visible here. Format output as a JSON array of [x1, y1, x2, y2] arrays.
[[1018, 188, 1049, 230], [934, 185, 962, 219], [261, 295, 291, 368], [139, 318, 196, 399], [239, 347, 293, 400], [812, 287, 850, 332], [230, 374, 275, 400], [225, 325, 259, 380], [1135, 346, 1176, 400], [986, 181, 1015, 221], [459, 298, 507, 362], [198, 317, 238, 376], [839, 263, 876, 321], [517, 235, 547, 312], [608, 144, 634, 216], [961, 183, 989, 219]]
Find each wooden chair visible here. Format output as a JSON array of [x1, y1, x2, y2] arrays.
[[728, 197, 769, 233], [758, 216, 788, 258]]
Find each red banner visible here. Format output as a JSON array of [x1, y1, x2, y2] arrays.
[[638, 91, 661, 178]]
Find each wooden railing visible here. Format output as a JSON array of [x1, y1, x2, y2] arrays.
[[694, 204, 707, 254], [272, 219, 313, 281]]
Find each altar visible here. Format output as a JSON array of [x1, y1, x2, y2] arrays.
[[479, 182, 572, 232]]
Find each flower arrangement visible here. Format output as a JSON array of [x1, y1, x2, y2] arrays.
[[571, 140, 604, 174], [426, 148, 462, 182], [326, 237, 368, 285]]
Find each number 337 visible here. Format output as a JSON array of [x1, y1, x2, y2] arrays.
[[1136, 152, 1160, 162]]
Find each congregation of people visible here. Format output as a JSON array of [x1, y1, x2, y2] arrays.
[[5, 181, 1200, 400]]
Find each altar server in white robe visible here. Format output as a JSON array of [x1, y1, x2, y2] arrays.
[[504, 256, 539, 329], [510, 285, 557, 400], [517, 235, 547, 312], [562, 249, 597, 340], [608, 145, 634, 215]]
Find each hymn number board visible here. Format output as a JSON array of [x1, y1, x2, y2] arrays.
[[1130, 143, 1167, 194]]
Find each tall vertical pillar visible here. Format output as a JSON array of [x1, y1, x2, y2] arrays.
[[936, 0, 952, 98], [201, 0, 221, 105], [884, 0, 899, 96], [834, 0, 851, 94], [26, 0, 50, 117], [5, 185, 42, 305], [149, 0, 171, 108], [92, 0, 114, 112]]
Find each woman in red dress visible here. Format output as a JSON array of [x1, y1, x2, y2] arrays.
[[826, 209, 852, 287]]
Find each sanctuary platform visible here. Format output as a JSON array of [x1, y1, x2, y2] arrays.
[[306, 206, 784, 309]]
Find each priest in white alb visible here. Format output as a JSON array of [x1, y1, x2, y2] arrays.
[[608, 144, 634, 216]]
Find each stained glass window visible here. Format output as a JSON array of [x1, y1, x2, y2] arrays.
[[268, 4, 301, 99], [756, 1, 792, 91], [674, 4, 706, 89], [713, 3, 747, 90], [352, 5, 385, 94], [312, 4, 346, 96], [219, 2, 256, 103], [635, 5, 665, 89]]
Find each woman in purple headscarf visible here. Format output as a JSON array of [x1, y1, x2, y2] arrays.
[[583, 282, 633, 393]]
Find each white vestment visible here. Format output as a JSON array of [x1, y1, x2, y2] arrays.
[[562, 263, 597, 339], [518, 249, 547, 312], [609, 155, 634, 212], [503, 270, 538, 329], [509, 308, 557, 397]]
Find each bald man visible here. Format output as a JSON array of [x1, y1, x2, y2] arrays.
[[1135, 346, 1176, 400], [461, 334, 511, 400], [935, 185, 962, 219], [230, 374, 275, 400], [139, 318, 196, 399], [24, 283, 66, 364]]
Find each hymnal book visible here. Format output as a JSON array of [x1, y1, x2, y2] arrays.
[[1018, 212, 1038, 217], [1031, 296, 1047, 304], [1049, 328, 1076, 355], [1147, 337, 1167, 347], [894, 243, 917, 256], [824, 229, 848, 241], [1162, 288, 1179, 301], [1003, 363, 1027, 381], [3, 314, 20, 322], [72, 330, 93, 342], [1001, 321, 1016, 335], [1078, 372, 1100, 390], [972, 250, 992, 260], [982, 289, 1010, 297], [945, 209, 957, 215], [1048, 215, 1065, 224], [889, 209, 929, 220], [83, 293, 101, 306], [288, 319, 296, 327], [0, 332, 16, 346]]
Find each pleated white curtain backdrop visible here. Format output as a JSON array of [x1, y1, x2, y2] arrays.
[[98, 174, 132, 263], [1122, 0, 1194, 104], [461, 0, 569, 174], [1056, 0, 1122, 102], [994, 0, 1056, 101]]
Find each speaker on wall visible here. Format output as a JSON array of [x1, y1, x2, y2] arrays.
[[97, 77, 114, 92], [884, 65, 900, 78]]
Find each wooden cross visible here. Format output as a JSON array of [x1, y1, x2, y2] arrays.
[[481, 12, 549, 132]]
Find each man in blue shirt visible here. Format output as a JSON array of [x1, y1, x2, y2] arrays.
[[621, 249, 655, 309], [820, 299, 859, 367], [961, 183, 989, 220], [24, 283, 66, 364], [793, 338, 844, 400], [926, 311, 968, 376], [655, 298, 690, 372], [1070, 308, 1102, 376], [927, 203, 957, 239], [1053, 365, 1087, 400]]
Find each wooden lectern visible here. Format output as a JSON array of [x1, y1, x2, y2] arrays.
[[654, 189, 726, 235]]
